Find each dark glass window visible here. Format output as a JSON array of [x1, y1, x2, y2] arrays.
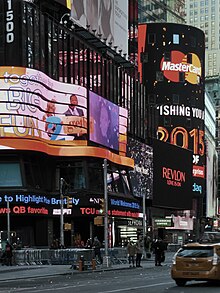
[[60, 162, 86, 190], [0, 163, 22, 187], [148, 33, 156, 44]]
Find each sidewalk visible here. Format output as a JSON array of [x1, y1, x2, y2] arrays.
[[0, 252, 175, 282]]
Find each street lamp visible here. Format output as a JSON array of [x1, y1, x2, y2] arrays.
[[60, 177, 64, 248], [142, 187, 147, 258], [7, 200, 10, 243], [103, 159, 110, 267]]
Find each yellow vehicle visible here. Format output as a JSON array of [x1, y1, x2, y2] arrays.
[[171, 242, 220, 286]]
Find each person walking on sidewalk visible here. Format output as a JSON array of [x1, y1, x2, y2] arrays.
[[93, 236, 103, 264], [135, 235, 144, 267], [5, 241, 13, 266], [152, 238, 166, 266], [127, 239, 136, 268]]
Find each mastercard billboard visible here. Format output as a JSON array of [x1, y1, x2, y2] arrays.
[[160, 51, 202, 85], [138, 23, 205, 198]]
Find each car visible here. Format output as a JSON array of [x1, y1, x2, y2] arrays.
[[171, 242, 220, 286], [199, 231, 220, 243]]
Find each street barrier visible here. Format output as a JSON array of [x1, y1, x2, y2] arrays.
[[11, 247, 128, 267]]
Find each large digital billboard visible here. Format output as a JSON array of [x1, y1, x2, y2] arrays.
[[70, 0, 128, 55], [153, 139, 193, 210], [89, 91, 119, 150], [0, 66, 133, 167], [127, 138, 153, 199], [0, 66, 87, 141], [138, 23, 205, 198]]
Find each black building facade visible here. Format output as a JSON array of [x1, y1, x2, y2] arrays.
[[138, 22, 205, 241], [0, 0, 150, 248]]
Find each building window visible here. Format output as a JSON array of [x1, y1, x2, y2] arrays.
[[172, 94, 179, 104], [164, 117, 171, 127], [173, 34, 179, 44], [148, 33, 156, 44], [164, 51, 171, 61], [156, 71, 164, 81], [186, 118, 191, 128]]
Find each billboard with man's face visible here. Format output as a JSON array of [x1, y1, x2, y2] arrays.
[[0, 66, 133, 167], [0, 66, 87, 142]]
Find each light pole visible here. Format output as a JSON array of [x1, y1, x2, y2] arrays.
[[142, 187, 147, 258], [103, 159, 110, 267], [7, 200, 10, 243], [60, 177, 64, 248]]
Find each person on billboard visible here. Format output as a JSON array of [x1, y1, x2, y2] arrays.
[[42, 99, 57, 137], [64, 94, 86, 140], [64, 94, 84, 117], [95, 100, 119, 150]]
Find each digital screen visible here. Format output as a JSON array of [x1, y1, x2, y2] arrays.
[[153, 139, 193, 209], [127, 138, 153, 199], [0, 163, 22, 187], [0, 66, 87, 140], [138, 23, 205, 198], [89, 91, 119, 150]]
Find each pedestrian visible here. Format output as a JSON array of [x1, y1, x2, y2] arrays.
[[135, 235, 144, 267], [93, 236, 102, 264], [127, 239, 136, 267], [152, 238, 166, 266], [144, 235, 152, 258], [5, 241, 13, 266]]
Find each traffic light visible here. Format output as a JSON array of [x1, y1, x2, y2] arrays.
[[99, 199, 105, 214], [67, 196, 73, 208]]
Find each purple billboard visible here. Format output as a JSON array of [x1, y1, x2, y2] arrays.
[[89, 91, 119, 150]]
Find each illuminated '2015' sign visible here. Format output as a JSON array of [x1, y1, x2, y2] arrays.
[[158, 126, 204, 156]]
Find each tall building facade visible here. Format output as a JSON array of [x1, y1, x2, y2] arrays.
[[185, 0, 219, 221], [0, 0, 151, 248], [138, 0, 186, 24], [186, 0, 220, 78]]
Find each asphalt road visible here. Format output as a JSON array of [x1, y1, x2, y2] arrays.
[[0, 264, 220, 292]]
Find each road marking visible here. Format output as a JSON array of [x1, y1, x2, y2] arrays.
[[97, 281, 174, 292]]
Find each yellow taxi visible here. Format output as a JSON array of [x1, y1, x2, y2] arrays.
[[171, 241, 220, 286]]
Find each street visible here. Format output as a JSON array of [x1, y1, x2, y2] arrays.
[[0, 264, 220, 293]]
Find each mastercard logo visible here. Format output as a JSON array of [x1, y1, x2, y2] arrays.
[[160, 51, 202, 84]]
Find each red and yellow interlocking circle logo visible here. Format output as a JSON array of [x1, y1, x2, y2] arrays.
[[160, 51, 202, 84]]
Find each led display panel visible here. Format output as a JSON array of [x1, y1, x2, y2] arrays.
[[0, 66, 87, 142], [127, 138, 153, 199], [138, 23, 205, 198], [89, 91, 119, 150], [153, 139, 193, 210]]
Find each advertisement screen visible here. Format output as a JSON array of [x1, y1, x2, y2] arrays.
[[89, 91, 119, 150], [138, 23, 205, 198], [0, 66, 87, 142], [153, 139, 193, 209], [70, 0, 128, 55], [127, 138, 153, 199]]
